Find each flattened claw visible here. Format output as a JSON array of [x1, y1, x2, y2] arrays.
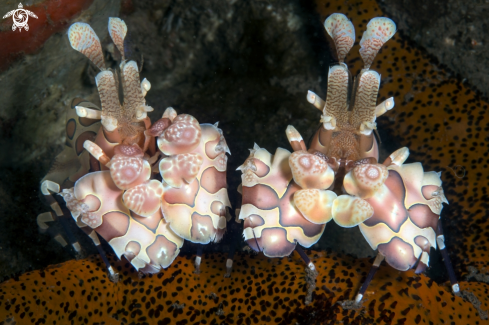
[[109, 153, 151, 190], [68, 22, 105, 70], [243, 226, 296, 258], [123, 179, 164, 217], [421, 171, 442, 187], [159, 153, 204, 188], [343, 163, 388, 199], [332, 195, 373, 227], [289, 151, 334, 190], [60, 172, 129, 229], [294, 189, 337, 224]]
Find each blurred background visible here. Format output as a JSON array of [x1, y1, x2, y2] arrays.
[[1, 0, 488, 281]]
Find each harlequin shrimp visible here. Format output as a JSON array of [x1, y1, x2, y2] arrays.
[[238, 13, 459, 304], [236, 137, 336, 304], [37, 18, 231, 280]]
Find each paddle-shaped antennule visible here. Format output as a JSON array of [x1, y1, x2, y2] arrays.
[[108, 17, 128, 60], [324, 13, 355, 63], [109, 18, 150, 121], [359, 17, 396, 69], [68, 23, 106, 70]]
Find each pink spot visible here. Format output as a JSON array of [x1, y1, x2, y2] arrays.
[[114, 144, 143, 157], [123, 168, 135, 179], [366, 166, 379, 179], [299, 156, 312, 168]]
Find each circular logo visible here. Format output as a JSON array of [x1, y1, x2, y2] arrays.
[[13, 9, 28, 29], [2, 3, 38, 32]]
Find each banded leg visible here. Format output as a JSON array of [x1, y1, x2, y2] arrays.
[[414, 236, 431, 275], [354, 253, 385, 303], [80, 227, 119, 282], [236, 185, 261, 252], [436, 220, 460, 294], [414, 250, 429, 275], [224, 214, 240, 278], [295, 245, 316, 274], [39, 180, 85, 258], [236, 175, 263, 255], [295, 246, 318, 305], [225, 249, 235, 278], [194, 244, 204, 274], [37, 212, 71, 252]]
